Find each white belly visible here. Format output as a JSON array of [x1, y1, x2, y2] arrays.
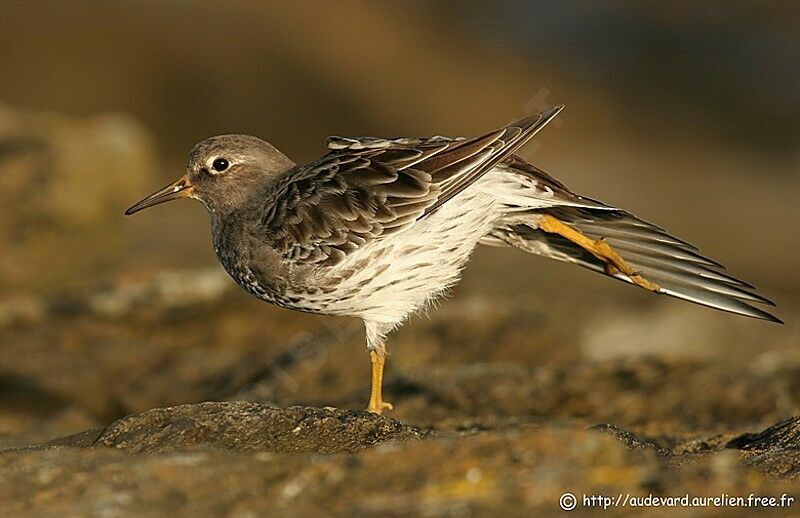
[[324, 167, 541, 324]]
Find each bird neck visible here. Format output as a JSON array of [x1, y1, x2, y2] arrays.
[[202, 172, 272, 218]]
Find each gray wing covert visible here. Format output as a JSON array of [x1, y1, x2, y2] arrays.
[[260, 107, 565, 266]]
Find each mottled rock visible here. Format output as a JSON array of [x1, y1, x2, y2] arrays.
[[2, 420, 796, 517], [43, 401, 428, 454], [590, 423, 668, 455], [727, 416, 800, 478]]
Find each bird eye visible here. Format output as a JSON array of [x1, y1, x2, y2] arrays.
[[211, 158, 229, 172]]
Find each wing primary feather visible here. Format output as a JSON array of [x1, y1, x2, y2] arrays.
[[425, 105, 565, 214]]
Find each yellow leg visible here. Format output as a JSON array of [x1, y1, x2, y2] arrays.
[[538, 214, 661, 292], [367, 350, 393, 414]]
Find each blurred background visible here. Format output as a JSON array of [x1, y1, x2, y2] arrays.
[[0, 0, 798, 474]]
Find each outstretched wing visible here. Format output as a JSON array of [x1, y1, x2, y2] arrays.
[[488, 162, 781, 323], [260, 106, 563, 266]]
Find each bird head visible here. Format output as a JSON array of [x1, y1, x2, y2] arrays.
[[125, 134, 295, 216]]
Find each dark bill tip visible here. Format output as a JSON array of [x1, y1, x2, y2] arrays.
[[125, 175, 193, 215]]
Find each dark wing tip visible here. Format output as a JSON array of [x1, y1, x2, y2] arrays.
[[540, 104, 564, 122], [759, 310, 784, 324], [514, 105, 564, 129], [732, 302, 783, 324], [745, 307, 784, 324]]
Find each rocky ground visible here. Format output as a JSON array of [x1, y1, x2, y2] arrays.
[[0, 269, 798, 516]]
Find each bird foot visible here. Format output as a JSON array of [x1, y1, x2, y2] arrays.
[[538, 214, 661, 292], [366, 400, 394, 414]]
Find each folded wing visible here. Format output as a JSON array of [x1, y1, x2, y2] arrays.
[[260, 107, 564, 266]]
